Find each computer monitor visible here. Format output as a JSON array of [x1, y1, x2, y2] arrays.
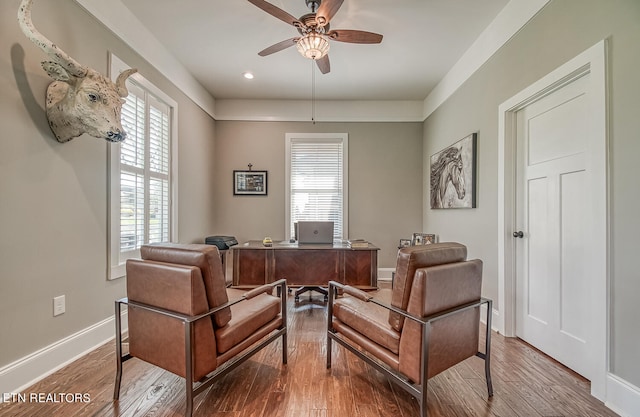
[[296, 221, 334, 244]]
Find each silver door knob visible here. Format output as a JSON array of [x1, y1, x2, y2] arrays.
[[513, 231, 524, 238]]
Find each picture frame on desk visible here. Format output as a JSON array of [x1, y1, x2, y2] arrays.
[[399, 239, 411, 248], [412, 233, 436, 245], [233, 170, 267, 195]]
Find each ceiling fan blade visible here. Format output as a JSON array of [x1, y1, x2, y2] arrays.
[[247, 0, 302, 27], [258, 37, 299, 56], [316, 55, 330, 74], [327, 29, 383, 44], [315, 0, 344, 27]]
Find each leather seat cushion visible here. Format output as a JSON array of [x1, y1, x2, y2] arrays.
[[333, 295, 400, 354], [215, 293, 281, 354]]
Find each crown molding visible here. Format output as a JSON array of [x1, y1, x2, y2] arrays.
[[214, 99, 425, 122], [422, 0, 551, 120], [73, 0, 216, 118]]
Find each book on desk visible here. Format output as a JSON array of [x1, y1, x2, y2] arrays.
[[347, 239, 370, 248]]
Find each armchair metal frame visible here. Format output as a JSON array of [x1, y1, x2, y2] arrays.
[[114, 279, 288, 417], [326, 281, 492, 417]]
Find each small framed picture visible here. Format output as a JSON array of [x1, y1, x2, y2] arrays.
[[412, 233, 436, 245], [399, 239, 412, 248], [234, 170, 267, 196]]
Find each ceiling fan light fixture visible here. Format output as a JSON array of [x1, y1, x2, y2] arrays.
[[296, 33, 330, 60]]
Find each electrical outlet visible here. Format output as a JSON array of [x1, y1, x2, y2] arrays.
[[53, 295, 65, 316]]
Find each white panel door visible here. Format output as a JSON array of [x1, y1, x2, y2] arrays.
[[515, 73, 594, 379]]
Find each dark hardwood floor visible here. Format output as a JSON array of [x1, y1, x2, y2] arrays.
[[0, 284, 618, 417]]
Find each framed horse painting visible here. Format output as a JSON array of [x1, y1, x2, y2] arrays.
[[430, 133, 477, 209]]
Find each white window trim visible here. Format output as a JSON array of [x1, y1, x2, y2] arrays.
[[107, 53, 179, 280], [285, 132, 348, 240]]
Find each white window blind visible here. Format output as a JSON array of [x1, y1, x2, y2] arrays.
[[286, 134, 348, 240], [119, 82, 171, 252], [108, 54, 176, 280]]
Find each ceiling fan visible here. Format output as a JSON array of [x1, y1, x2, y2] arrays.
[[248, 0, 383, 74]]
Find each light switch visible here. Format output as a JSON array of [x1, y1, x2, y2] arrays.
[[53, 295, 65, 316]]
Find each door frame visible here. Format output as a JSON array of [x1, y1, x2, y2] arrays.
[[497, 40, 609, 399]]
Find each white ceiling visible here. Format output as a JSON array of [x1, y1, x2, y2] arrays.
[[118, 0, 509, 101]]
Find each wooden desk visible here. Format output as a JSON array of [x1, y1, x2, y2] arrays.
[[232, 241, 379, 289]]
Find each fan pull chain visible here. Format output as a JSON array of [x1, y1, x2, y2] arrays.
[[311, 60, 316, 124]]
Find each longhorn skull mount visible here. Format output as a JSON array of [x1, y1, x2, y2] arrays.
[[18, 0, 137, 143]]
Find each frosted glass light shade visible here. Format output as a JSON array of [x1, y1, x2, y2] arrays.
[[296, 33, 330, 60]]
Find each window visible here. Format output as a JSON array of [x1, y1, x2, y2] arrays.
[[108, 54, 177, 280], [285, 133, 348, 240]]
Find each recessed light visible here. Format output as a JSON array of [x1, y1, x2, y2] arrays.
[[243, 72, 254, 80]]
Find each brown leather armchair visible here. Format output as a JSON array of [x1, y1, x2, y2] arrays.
[[327, 242, 492, 417], [113, 243, 287, 417]]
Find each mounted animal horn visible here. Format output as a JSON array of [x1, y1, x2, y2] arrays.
[[18, 0, 138, 143]]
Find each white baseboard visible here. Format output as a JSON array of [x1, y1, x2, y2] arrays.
[[605, 374, 640, 417], [378, 268, 395, 281], [0, 311, 127, 395], [480, 303, 500, 333]]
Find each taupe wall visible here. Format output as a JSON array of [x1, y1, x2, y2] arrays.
[[423, 0, 640, 386], [213, 121, 423, 267], [0, 0, 216, 367]]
